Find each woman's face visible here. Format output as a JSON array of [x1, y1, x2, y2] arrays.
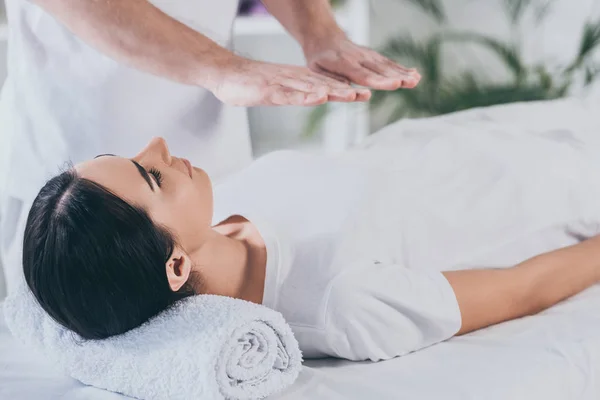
[[76, 137, 214, 256]]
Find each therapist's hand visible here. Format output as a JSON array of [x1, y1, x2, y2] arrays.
[[304, 35, 421, 91], [208, 55, 371, 107]]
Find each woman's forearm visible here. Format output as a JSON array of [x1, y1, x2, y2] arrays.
[[444, 235, 600, 335], [261, 0, 346, 51], [33, 0, 233, 88]]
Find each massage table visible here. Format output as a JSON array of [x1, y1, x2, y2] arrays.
[[2, 94, 600, 400]]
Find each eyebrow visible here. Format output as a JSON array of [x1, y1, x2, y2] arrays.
[[94, 153, 154, 192], [131, 160, 155, 192]]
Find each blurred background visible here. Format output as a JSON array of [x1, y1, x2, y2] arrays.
[[0, 0, 599, 155], [234, 0, 600, 157]]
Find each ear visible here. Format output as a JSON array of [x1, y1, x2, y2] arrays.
[[165, 246, 193, 292]]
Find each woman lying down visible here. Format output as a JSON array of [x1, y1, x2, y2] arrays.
[[23, 134, 600, 362]]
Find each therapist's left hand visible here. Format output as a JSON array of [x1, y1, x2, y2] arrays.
[[304, 36, 421, 95]]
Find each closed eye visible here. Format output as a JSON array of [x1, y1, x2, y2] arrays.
[[148, 167, 164, 187], [94, 154, 161, 191]]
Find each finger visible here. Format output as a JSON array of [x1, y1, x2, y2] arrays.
[[362, 61, 421, 90], [328, 89, 371, 103], [306, 75, 360, 102], [352, 46, 419, 76], [268, 86, 327, 106], [307, 67, 364, 102], [401, 75, 421, 89], [312, 67, 377, 101], [314, 59, 387, 90], [280, 78, 329, 96], [282, 75, 357, 102], [310, 65, 351, 85], [354, 89, 372, 102], [361, 60, 421, 87], [379, 56, 420, 76], [360, 60, 401, 78], [280, 75, 361, 102], [306, 70, 354, 90], [341, 63, 405, 90]]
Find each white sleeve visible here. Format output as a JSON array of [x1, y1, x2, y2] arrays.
[[323, 262, 462, 362]]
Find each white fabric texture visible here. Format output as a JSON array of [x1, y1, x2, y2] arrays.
[[213, 152, 462, 362], [2, 282, 302, 400], [212, 92, 600, 362], [0, 197, 28, 298]]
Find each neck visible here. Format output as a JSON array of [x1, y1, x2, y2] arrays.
[[190, 216, 266, 304]]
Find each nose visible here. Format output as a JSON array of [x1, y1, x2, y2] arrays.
[[134, 137, 172, 165]]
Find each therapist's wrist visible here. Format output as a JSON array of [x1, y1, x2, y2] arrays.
[[299, 24, 347, 57], [194, 45, 239, 91]]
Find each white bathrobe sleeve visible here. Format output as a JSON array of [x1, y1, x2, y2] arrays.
[[323, 262, 462, 362]]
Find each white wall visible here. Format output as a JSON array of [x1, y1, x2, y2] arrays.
[[0, 40, 6, 83], [0, 0, 6, 85]]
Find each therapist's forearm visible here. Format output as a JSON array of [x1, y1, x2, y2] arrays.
[[32, 0, 232, 88], [261, 0, 346, 51], [443, 235, 600, 335]]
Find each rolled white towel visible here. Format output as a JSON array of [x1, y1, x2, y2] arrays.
[[3, 283, 302, 400]]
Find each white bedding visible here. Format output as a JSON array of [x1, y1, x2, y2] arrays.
[[3, 284, 600, 400], [2, 95, 600, 400]]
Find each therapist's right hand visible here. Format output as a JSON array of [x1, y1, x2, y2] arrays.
[[208, 55, 372, 107]]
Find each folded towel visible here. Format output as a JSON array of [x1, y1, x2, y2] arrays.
[[3, 282, 302, 400]]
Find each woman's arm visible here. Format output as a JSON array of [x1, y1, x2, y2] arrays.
[[444, 235, 600, 335], [321, 235, 600, 362], [30, 0, 362, 106]]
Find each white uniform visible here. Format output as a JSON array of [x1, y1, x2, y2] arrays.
[[0, 0, 249, 297]]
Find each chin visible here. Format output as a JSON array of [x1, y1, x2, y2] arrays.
[[193, 166, 212, 192], [193, 166, 209, 180]]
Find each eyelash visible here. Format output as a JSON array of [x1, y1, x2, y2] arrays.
[[148, 167, 164, 187]]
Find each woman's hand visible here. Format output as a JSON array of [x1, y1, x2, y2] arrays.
[[208, 54, 371, 107], [304, 36, 422, 91]]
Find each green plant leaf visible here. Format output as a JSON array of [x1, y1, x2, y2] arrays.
[[329, 0, 346, 8], [369, 89, 389, 108], [382, 36, 428, 64], [434, 79, 558, 115], [388, 102, 413, 122], [584, 64, 600, 86], [400, 0, 446, 24], [503, 0, 533, 25], [534, 65, 554, 89], [567, 20, 600, 73], [533, 0, 555, 25], [303, 104, 330, 138], [444, 32, 525, 81]]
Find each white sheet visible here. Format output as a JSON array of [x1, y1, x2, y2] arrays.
[[4, 284, 600, 400], [281, 285, 600, 400], [0, 305, 128, 400], [2, 95, 600, 400]]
